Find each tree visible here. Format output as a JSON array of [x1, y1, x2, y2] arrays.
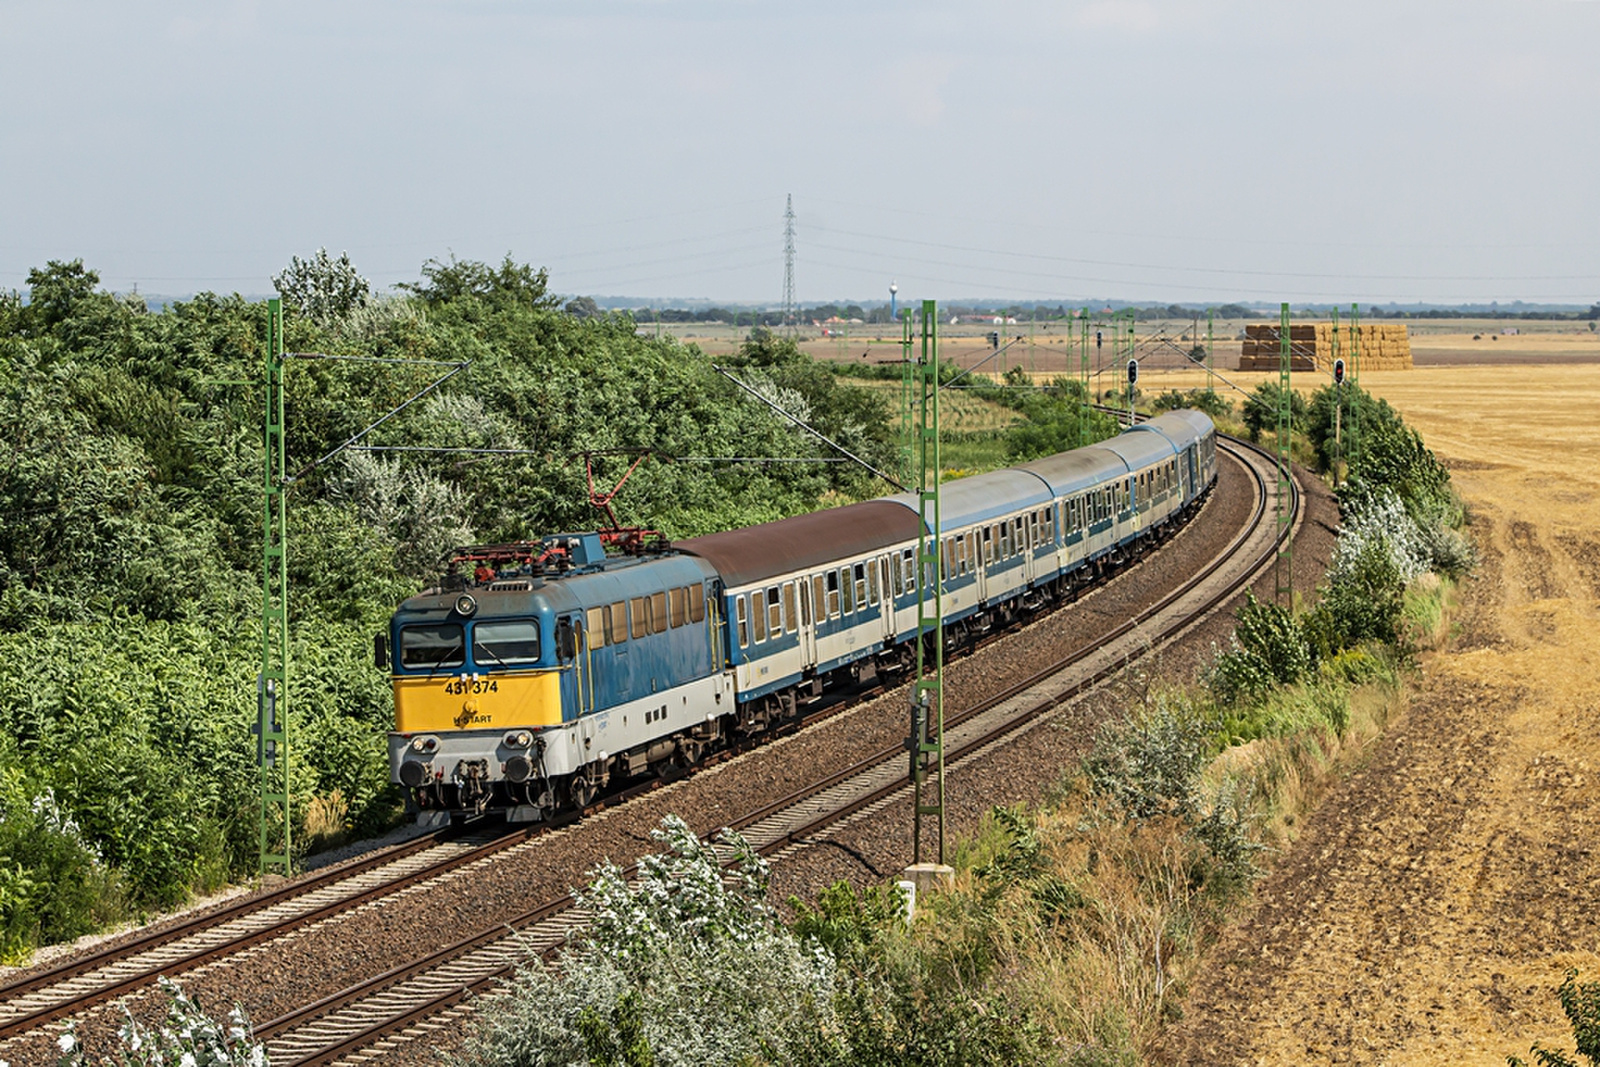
[[272, 248, 371, 325], [563, 295, 601, 319], [403, 253, 557, 310], [24, 259, 100, 331]]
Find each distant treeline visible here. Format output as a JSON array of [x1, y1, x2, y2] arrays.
[[615, 301, 1600, 325], [626, 302, 1269, 326]]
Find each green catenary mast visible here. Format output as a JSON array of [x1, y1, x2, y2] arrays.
[[260, 298, 292, 875], [911, 300, 946, 866]]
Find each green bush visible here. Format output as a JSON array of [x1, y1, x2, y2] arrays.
[[1211, 594, 1312, 706], [1240, 382, 1308, 443], [1508, 968, 1600, 1067], [1151, 388, 1232, 420]]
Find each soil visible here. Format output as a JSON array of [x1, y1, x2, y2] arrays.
[[1152, 364, 1600, 1065]]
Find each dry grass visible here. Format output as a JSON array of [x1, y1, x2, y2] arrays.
[[301, 790, 351, 855]]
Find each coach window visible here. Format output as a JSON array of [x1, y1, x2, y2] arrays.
[[891, 554, 903, 597], [752, 592, 768, 642], [736, 596, 749, 648], [943, 539, 957, 580], [783, 582, 798, 631], [472, 620, 541, 666], [766, 586, 782, 635], [669, 587, 687, 628], [825, 571, 841, 618], [399, 623, 464, 669], [902, 548, 915, 590], [852, 563, 867, 606], [981, 527, 992, 564], [841, 566, 855, 614], [689, 586, 707, 625], [867, 563, 880, 605]]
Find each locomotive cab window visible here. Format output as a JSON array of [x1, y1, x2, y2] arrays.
[[472, 620, 541, 666], [631, 597, 648, 640], [669, 587, 687, 628], [650, 592, 668, 634], [399, 624, 465, 669]]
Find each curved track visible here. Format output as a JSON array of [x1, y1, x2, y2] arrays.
[[0, 435, 1293, 1066]]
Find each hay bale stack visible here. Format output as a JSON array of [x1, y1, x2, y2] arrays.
[[1236, 322, 1411, 372]]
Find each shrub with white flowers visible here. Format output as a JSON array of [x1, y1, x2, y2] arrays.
[[52, 977, 266, 1067], [462, 815, 841, 1067]]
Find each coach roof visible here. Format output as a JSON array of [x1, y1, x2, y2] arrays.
[[674, 499, 922, 589]]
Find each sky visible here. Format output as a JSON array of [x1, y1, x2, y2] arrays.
[[3, 1, 1598, 308]]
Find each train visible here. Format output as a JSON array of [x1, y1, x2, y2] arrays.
[[377, 409, 1217, 826]]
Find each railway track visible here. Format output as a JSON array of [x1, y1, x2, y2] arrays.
[[250, 435, 1294, 1066], [0, 434, 1291, 1065]]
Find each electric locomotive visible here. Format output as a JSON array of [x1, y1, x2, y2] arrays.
[[380, 532, 729, 824]]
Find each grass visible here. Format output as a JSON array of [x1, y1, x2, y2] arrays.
[[882, 650, 1409, 1064]]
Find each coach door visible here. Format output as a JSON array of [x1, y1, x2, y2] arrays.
[[878, 556, 895, 644], [797, 577, 818, 668]]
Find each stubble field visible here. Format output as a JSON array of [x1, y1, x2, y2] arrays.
[[1152, 362, 1600, 1064]]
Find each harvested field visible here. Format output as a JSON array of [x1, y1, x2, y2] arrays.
[[1153, 363, 1600, 1065]]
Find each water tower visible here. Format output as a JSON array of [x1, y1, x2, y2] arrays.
[[890, 280, 899, 321]]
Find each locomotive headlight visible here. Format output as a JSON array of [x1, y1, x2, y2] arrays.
[[453, 593, 477, 617], [504, 731, 533, 749], [411, 735, 439, 754]]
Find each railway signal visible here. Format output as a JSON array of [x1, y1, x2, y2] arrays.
[[1127, 358, 1139, 425]]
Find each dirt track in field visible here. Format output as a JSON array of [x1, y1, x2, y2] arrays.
[[1152, 366, 1600, 1065]]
